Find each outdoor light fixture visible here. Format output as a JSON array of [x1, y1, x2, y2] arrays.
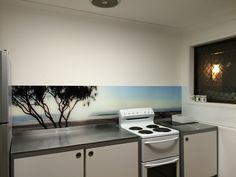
[[90, 0, 120, 8], [212, 64, 221, 80]]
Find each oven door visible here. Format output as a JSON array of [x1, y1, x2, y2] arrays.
[[141, 156, 179, 177]]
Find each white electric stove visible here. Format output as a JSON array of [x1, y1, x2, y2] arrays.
[[119, 108, 180, 177]]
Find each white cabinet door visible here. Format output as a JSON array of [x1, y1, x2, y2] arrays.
[[14, 150, 84, 177], [184, 131, 217, 177], [86, 142, 138, 177]]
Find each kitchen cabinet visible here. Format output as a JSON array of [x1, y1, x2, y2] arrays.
[[14, 142, 138, 177], [86, 142, 138, 177], [182, 131, 217, 177], [14, 149, 84, 177]]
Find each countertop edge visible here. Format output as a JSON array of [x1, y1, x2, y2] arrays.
[[179, 126, 218, 135]]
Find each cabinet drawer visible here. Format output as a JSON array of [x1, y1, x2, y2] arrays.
[[141, 135, 179, 162]]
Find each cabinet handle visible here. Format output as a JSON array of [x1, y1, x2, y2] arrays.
[[185, 137, 189, 142], [88, 151, 94, 157], [76, 152, 82, 158]]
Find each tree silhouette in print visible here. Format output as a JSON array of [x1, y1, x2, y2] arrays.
[[12, 86, 97, 129]]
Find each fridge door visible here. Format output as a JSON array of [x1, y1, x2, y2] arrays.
[[0, 51, 9, 123], [0, 124, 9, 177]]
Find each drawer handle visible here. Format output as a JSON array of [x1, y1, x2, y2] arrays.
[[76, 152, 82, 159], [144, 137, 178, 145]]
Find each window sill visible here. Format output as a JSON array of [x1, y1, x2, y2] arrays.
[[187, 99, 236, 109]]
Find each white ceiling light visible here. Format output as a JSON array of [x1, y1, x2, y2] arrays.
[[90, 0, 120, 8]]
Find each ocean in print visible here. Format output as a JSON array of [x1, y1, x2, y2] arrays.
[[11, 86, 181, 132]]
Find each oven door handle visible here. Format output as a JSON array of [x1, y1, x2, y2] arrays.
[[144, 137, 178, 145], [144, 157, 179, 168]]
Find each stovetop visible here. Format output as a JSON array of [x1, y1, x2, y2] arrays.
[[120, 120, 179, 138], [119, 108, 179, 138]]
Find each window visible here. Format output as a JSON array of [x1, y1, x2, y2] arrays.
[[194, 37, 236, 104]]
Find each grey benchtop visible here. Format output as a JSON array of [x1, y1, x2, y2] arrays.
[[11, 124, 139, 158], [161, 122, 218, 135]]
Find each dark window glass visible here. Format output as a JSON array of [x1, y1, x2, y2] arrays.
[[194, 37, 236, 103], [147, 163, 177, 177]]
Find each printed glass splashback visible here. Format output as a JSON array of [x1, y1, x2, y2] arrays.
[[12, 86, 181, 132]]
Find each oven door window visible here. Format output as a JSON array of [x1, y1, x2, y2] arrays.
[[142, 157, 179, 177], [147, 162, 176, 177]]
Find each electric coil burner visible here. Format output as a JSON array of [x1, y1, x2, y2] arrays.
[[129, 126, 143, 130], [139, 130, 153, 134], [146, 124, 159, 128], [153, 127, 172, 132], [119, 108, 180, 177]]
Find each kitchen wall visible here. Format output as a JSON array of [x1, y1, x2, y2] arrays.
[[0, 1, 182, 133], [0, 1, 182, 86], [181, 19, 236, 177]]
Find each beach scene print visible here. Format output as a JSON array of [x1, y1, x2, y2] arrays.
[[12, 86, 181, 132]]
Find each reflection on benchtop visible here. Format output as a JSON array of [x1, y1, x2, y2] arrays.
[[11, 124, 139, 156]]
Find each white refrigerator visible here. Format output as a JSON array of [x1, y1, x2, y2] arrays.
[[0, 50, 11, 177]]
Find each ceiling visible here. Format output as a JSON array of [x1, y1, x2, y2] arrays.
[[4, 0, 236, 30]]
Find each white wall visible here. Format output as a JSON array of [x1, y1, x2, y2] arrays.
[[0, 2, 182, 86], [181, 19, 236, 177], [3, 1, 235, 176]]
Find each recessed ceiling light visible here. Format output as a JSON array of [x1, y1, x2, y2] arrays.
[[90, 0, 120, 8]]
